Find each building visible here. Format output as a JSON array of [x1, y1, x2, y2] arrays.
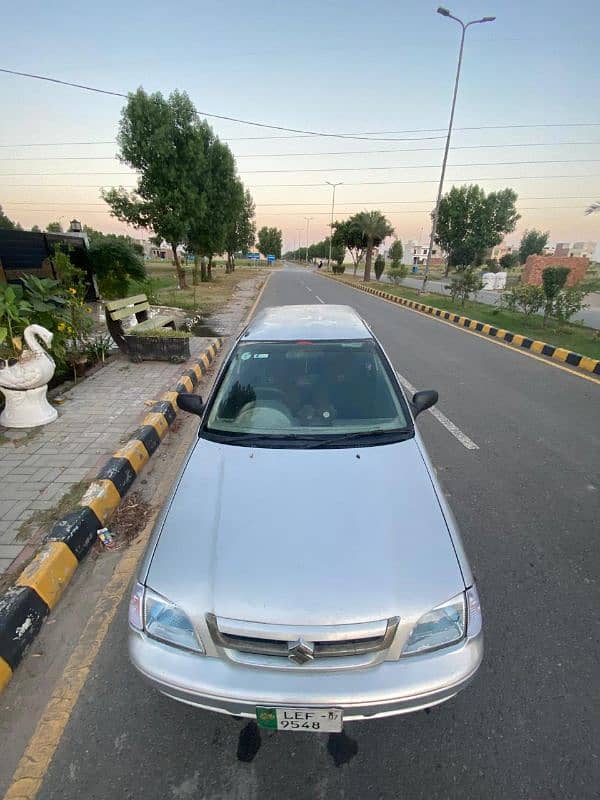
[[569, 241, 597, 259], [490, 243, 519, 260], [139, 238, 170, 260], [554, 242, 570, 257], [404, 240, 445, 266]]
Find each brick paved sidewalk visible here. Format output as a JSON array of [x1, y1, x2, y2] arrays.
[[0, 337, 215, 576]]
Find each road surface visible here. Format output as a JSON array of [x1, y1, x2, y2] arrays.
[[1, 265, 598, 800]]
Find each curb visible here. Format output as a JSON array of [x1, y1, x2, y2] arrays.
[[323, 274, 600, 376], [0, 338, 224, 692]]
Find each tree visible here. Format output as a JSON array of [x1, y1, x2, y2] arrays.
[[87, 237, 147, 298], [499, 252, 519, 270], [224, 186, 256, 272], [331, 217, 367, 275], [435, 185, 520, 275], [585, 201, 600, 215], [257, 227, 282, 259], [541, 266, 570, 324], [374, 254, 386, 281], [31, 225, 42, 233], [0, 205, 17, 230], [519, 229, 549, 264], [46, 221, 64, 233], [388, 239, 404, 267], [446, 267, 484, 306], [354, 210, 394, 282], [103, 88, 212, 289]]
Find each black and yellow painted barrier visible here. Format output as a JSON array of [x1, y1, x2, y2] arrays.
[[0, 338, 224, 692], [324, 275, 600, 376]]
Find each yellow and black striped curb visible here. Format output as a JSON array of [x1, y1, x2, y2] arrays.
[[323, 275, 600, 376], [0, 338, 224, 692]]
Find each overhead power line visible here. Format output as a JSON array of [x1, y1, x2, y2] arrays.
[[2, 67, 600, 143], [3, 141, 599, 161]]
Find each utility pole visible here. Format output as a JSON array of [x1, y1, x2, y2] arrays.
[[421, 7, 496, 291], [304, 217, 313, 264], [326, 182, 343, 271]]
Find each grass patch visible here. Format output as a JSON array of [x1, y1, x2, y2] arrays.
[[128, 328, 191, 338], [337, 276, 600, 361]]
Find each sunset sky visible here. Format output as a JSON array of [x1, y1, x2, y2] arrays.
[[1, 0, 599, 253]]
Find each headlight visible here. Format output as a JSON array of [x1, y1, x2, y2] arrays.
[[402, 592, 466, 655], [128, 583, 204, 654]]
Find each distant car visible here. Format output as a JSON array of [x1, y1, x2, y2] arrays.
[[129, 305, 483, 732]]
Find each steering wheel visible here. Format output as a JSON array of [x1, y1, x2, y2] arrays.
[[235, 400, 294, 429]]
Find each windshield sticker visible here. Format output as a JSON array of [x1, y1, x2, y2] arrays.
[[240, 352, 251, 360], [253, 353, 269, 359]]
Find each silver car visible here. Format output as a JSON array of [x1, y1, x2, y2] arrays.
[[129, 305, 483, 732]]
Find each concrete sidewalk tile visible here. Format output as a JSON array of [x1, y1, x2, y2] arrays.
[[2, 501, 31, 521], [0, 544, 23, 560], [0, 559, 13, 572]]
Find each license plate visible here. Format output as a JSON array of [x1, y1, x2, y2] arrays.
[[256, 707, 343, 732]]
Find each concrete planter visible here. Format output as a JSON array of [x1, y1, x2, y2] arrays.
[[124, 334, 190, 364]]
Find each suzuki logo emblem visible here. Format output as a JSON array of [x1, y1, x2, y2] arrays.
[[287, 638, 315, 665]]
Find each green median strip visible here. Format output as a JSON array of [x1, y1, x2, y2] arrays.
[[334, 276, 600, 363]]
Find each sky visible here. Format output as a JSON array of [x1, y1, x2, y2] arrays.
[[1, 0, 599, 254]]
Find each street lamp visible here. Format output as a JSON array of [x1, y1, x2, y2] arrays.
[[421, 7, 496, 291], [325, 182, 343, 271], [304, 216, 313, 264]]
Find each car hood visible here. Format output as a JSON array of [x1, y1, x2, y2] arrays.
[[146, 437, 465, 627]]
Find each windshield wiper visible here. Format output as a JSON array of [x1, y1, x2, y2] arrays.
[[202, 432, 313, 446], [305, 428, 413, 449]]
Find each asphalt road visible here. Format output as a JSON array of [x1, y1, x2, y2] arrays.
[[5, 265, 600, 800]]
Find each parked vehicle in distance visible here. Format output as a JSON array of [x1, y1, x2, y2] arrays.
[[129, 305, 483, 732]]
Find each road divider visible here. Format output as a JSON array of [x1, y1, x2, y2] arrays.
[[321, 274, 600, 377], [0, 338, 224, 694]]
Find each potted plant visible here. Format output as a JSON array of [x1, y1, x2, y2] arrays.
[[124, 328, 191, 363]]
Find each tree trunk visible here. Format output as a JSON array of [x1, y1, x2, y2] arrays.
[[200, 256, 208, 282], [363, 244, 373, 282], [192, 255, 200, 285], [208, 255, 213, 281], [172, 244, 187, 289], [444, 259, 451, 277]]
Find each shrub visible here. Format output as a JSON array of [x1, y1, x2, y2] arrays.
[[388, 239, 404, 267], [387, 265, 408, 285], [542, 266, 570, 324], [128, 327, 191, 338], [552, 286, 589, 328], [485, 258, 500, 273], [88, 238, 146, 298], [445, 267, 483, 305], [501, 284, 545, 315], [499, 253, 519, 270], [374, 254, 386, 281], [332, 264, 346, 274]]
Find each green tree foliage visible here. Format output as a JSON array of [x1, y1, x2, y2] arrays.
[[435, 185, 520, 274], [353, 210, 394, 282], [31, 225, 42, 233], [224, 186, 256, 272], [0, 205, 17, 230], [519, 229, 549, 264], [103, 88, 212, 289], [445, 267, 484, 306], [332, 217, 367, 275], [374, 254, 386, 281], [501, 284, 545, 315], [585, 200, 600, 215], [387, 265, 408, 284], [499, 252, 519, 270], [257, 227, 283, 259], [87, 237, 146, 298], [541, 266, 570, 324], [46, 221, 64, 233], [388, 239, 404, 267]]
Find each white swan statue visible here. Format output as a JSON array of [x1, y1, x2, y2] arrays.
[[0, 324, 58, 428]]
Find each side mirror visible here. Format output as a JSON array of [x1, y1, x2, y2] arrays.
[[411, 390, 438, 419], [177, 392, 204, 416]]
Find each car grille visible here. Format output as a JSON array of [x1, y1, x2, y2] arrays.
[[206, 614, 399, 661]]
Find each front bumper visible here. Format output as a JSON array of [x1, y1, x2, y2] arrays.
[[129, 630, 483, 721]]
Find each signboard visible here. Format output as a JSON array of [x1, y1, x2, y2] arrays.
[[267, 254, 276, 263], [247, 252, 260, 260]]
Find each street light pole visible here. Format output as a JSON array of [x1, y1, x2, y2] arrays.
[[304, 216, 313, 264], [421, 7, 495, 291], [326, 181, 343, 271]]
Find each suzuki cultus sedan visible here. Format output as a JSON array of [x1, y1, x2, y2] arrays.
[[129, 305, 483, 732]]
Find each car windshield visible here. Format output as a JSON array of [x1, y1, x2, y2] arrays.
[[204, 339, 409, 439]]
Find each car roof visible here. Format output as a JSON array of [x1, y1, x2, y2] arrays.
[[242, 304, 372, 342]]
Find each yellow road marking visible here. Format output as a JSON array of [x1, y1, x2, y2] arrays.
[[142, 412, 169, 439], [191, 363, 202, 381], [0, 657, 12, 692], [162, 390, 179, 412], [530, 340, 545, 354], [16, 542, 78, 610], [244, 271, 272, 325], [319, 275, 600, 386], [178, 374, 194, 392]]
